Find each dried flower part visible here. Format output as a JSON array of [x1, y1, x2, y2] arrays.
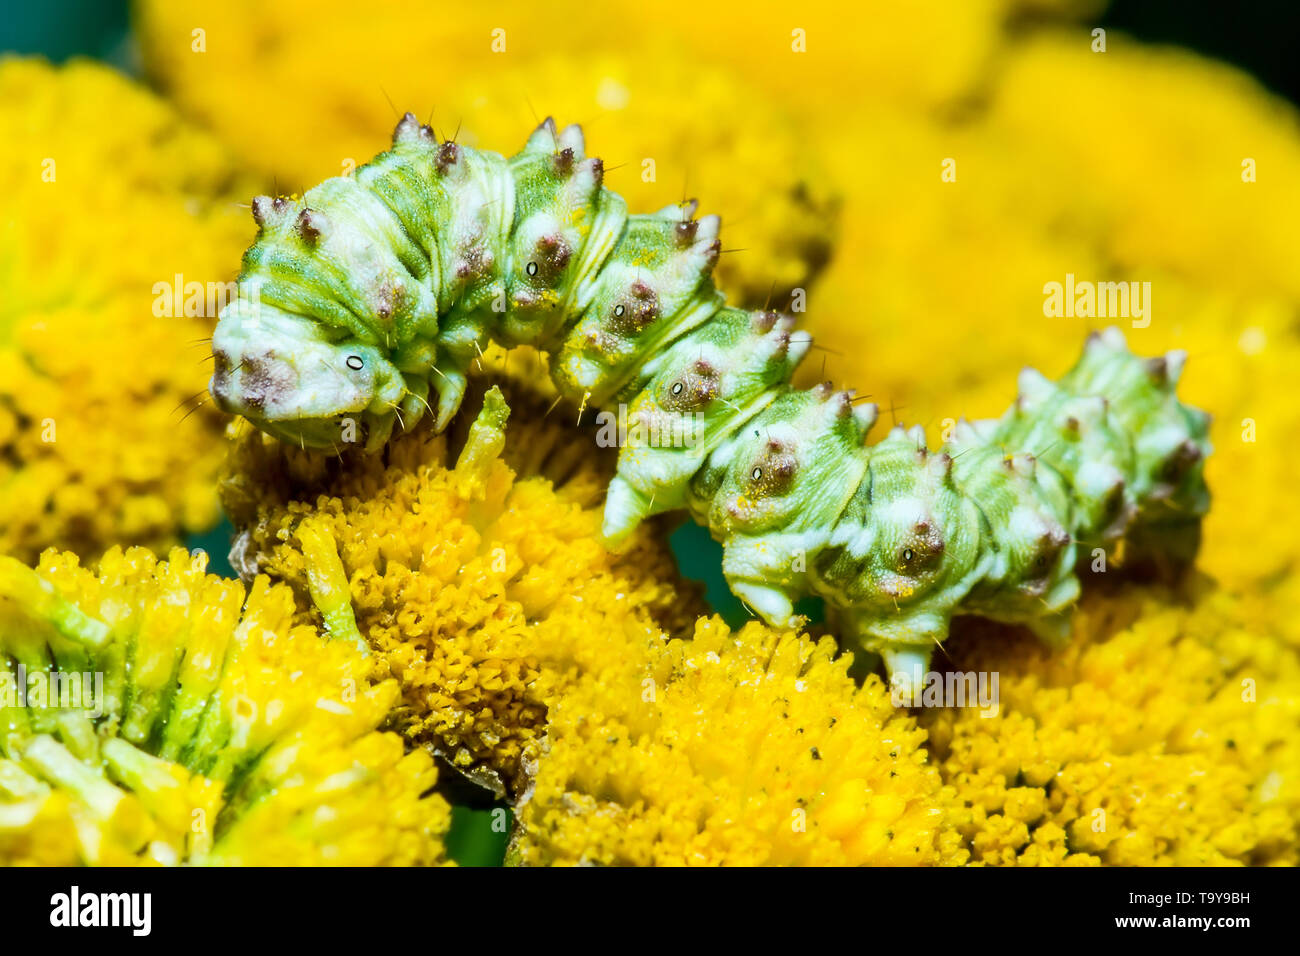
[[0, 547, 448, 865], [0, 59, 254, 562], [221, 382, 703, 795], [923, 580, 1300, 866]]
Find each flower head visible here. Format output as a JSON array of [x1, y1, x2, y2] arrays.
[[0, 546, 448, 865]]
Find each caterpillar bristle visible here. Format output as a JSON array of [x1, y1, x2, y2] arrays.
[[249, 194, 292, 229]]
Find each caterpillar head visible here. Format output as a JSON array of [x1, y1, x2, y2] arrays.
[[210, 300, 409, 450]]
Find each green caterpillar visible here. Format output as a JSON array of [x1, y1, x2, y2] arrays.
[[210, 116, 1211, 699]]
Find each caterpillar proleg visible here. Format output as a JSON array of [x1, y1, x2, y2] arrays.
[[210, 116, 1211, 699]]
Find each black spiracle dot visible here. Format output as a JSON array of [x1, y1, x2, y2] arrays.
[[346, 355, 364, 371], [526, 261, 539, 277], [614, 304, 626, 317], [671, 382, 684, 395], [752, 466, 763, 481]]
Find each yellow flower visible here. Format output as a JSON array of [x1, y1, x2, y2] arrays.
[[220, 376, 702, 794], [922, 580, 1300, 866], [0, 58, 254, 562], [790, 36, 1298, 429], [514, 616, 968, 866], [987, 36, 1300, 301], [135, 0, 1093, 141], [134, 0, 843, 303], [0, 546, 449, 865]]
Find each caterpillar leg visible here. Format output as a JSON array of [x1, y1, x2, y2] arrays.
[[1025, 608, 1074, 647], [729, 580, 799, 628], [432, 364, 469, 433], [833, 602, 958, 705], [879, 646, 937, 706], [600, 475, 651, 550]]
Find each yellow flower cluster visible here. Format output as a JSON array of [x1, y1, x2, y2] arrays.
[[5, 4, 1289, 866], [923, 580, 1299, 866], [0, 58, 253, 563], [222, 387, 965, 863], [514, 616, 967, 866], [0, 546, 449, 865], [220, 380, 701, 794]]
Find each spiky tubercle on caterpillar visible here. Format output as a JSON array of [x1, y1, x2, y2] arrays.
[[209, 114, 1212, 699]]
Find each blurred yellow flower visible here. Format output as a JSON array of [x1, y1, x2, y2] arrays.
[[134, 0, 846, 303], [0, 546, 449, 865], [0, 58, 253, 562], [783, 33, 1300, 680], [800, 30, 1300, 407], [133, 0, 1101, 303]]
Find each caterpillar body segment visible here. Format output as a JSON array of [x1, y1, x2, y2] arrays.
[[210, 117, 1212, 699], [692, 328, 1210, 698]]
